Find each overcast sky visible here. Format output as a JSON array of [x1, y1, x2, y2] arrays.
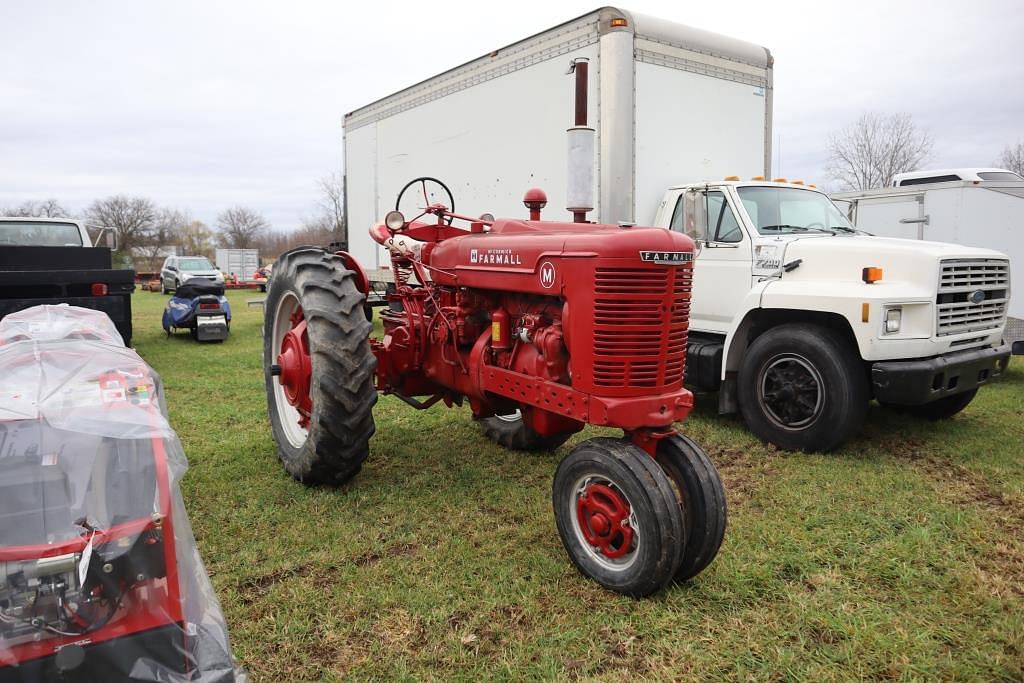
[[2, 1, 1021, 232]]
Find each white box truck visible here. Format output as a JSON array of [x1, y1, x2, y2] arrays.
[[342, 8, 1012, 452], [344, 6, 773, 269], [832, 168, 1023, 334]]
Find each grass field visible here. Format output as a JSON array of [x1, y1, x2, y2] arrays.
[[133, 289, 1024, 681]]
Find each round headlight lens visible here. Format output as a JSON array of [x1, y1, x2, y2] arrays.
[[385, 210, 406, 231]]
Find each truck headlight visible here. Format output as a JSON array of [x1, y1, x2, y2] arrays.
[[884, 307, 902, 334]]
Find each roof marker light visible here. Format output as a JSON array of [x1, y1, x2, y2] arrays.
[[773, 177, 787, 183], [724, 175, 740, 181], [610, 17, 628, 27], [751, 175, 765, 181]]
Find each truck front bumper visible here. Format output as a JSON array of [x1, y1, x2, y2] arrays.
[[871, 344, 1011, 405]]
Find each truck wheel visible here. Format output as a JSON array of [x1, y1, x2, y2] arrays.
[[738, 324, 867, 452], [654, 434, 727, 582], [480, 410, 575, 451], [553, 437, 685, 596], [264, 247, 377, 485], [160, 280, 168, 295], [905, 389, 978, 420]]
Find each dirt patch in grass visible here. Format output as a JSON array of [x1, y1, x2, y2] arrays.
[[889, 437, 1024, 598]]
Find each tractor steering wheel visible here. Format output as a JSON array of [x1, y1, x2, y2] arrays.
[[395, 177, 455, 226]]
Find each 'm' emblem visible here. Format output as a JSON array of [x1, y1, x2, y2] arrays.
[[539, 262, 556, 289]]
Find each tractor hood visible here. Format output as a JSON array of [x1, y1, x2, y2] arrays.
[[427, 219, 695, 293]]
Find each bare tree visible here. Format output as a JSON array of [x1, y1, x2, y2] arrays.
[[995, 142, 1024, 176], [317, 172, 345, 240], [2, 199, 68, 217], [180, 220, 215, 257], [827, 113, 932, 190], [135, 208, 190, 272], [216, 206, 269, 249], [86, 196, 158, 254]]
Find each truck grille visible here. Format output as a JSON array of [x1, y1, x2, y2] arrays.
[[592, 266, 691, 388], [935, 259, 1009, 336]]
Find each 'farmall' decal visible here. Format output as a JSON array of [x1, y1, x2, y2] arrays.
[[640, 251, 693, 265], [470, 248, 522, 265]]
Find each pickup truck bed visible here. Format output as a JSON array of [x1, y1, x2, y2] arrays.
[[0, 246, 135, 345]]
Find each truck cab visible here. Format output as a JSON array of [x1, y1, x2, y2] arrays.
[[653, 180, 1012, 451]]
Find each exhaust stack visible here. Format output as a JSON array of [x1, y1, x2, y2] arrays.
[[566, 58, 595, 223]]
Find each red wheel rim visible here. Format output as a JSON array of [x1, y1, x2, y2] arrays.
[[276, 305, 312, 428], [575, 482, 635, 560]]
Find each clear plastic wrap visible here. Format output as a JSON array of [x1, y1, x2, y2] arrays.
[[0, 306, 244, 682]]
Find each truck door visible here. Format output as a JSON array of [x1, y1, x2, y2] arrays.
[[669, 189, 752, 333]]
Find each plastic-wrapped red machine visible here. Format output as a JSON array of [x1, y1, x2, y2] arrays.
[[0, 305, 242, 682]]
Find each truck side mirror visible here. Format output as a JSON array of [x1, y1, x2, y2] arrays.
[[683, 190, 707, 243], [94, 228, 117, 250]]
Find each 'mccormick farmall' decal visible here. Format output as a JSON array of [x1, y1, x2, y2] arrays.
[[470, 247, 523, 265], [640, 251, 693, 265]]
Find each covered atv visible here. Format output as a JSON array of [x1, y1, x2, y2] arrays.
[[0, 305, 242, 682], [162, 280, 231, 342]]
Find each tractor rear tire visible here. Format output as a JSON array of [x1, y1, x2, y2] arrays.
[[480, 410, 575, 452], [738, 323, 867, 452], [654, 434, 727, 582], [553, 438, 686, 596], [264, 247, 377, 485]]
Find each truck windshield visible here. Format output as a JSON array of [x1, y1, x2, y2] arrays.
[[737, 187, 856, 235], [0, 221, 83, 246], [179, 258, 214, 271]]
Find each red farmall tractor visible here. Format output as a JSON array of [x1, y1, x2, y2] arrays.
[[263, 178, 726, 596]]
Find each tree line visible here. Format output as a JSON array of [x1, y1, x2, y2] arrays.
[[1, 173, 346, 272], [826, 114, 1022, 190]]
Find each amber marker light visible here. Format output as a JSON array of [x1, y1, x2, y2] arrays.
[[861, 302, 870, 322], [610, 17, 628, 27], [862, 267, 883, 284]]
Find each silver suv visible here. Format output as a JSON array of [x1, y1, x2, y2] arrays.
[[160, 255, 224, 294]]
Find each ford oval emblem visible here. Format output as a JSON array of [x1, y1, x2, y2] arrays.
[[968, 289, 986, 304]]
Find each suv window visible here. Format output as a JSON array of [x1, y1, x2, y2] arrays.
[[977, 171, 1023, 182], [898, 174, 961, 186], [706, 192, 743, 243]]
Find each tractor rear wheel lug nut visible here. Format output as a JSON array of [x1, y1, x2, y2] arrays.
[[270, 364, 282, 376]]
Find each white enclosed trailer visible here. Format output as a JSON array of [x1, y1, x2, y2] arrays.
[[215, 248, 260, 282], [343, 6, 773, 269], [832, 172, 1024, 322]]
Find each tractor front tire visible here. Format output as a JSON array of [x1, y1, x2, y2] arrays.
[[654, 434, 727, 582], [553, 438, 686, 596], [264, 247, 377, 485], [480, 410, 575, 452], [737, 323, 867, 452]]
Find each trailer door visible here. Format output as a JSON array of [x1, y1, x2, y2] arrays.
[[850, 193, 926, 240]]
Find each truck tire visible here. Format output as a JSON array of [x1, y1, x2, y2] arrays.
[[480, 410, 575, 451], [905, 389, 978, 420], [553, 437, 686, 596], [738, 323, 867, 452], [654, 434, 727, 582], [264, 247, 377, 485]]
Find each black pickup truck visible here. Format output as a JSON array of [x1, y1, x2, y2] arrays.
[[0, 217, 135, 345]]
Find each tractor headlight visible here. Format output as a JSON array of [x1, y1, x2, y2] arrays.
[[883, 306, 902, 334], [385, 210, 406, 231]]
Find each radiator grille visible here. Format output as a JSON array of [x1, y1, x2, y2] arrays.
[[592, 267, 691, 388], [935, 259, 1009, 336]]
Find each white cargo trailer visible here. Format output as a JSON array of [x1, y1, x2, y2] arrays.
[[832, 170, 1024, 323], [343, 6, 773, 269], [215, 248, 260, 282]]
